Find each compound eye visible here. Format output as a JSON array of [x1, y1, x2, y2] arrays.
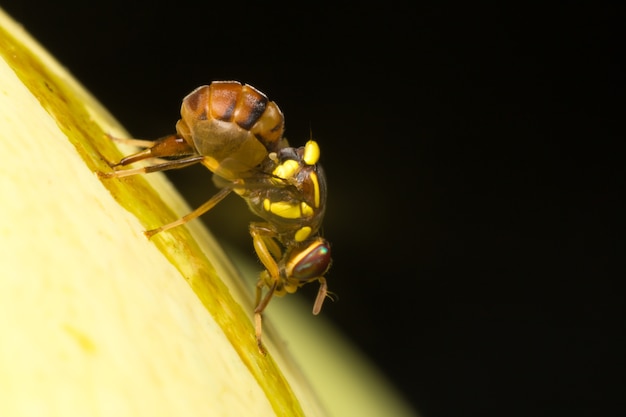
[[286, 239, 331, 281]]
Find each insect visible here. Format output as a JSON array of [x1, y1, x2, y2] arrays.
[[99, 81, 332, 353]]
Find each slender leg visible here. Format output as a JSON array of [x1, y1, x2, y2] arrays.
[[98, 155, 205, 178], [254, 313, 266, 354], [254, 278, 278, 315], [254, 279, 278, 354], [312, 277, 328, 315], [250, 225, 285, 354], [99, 133, 201, 178], [144, 186, 234, 238], [109, 134, 196, 166], [249, 225, 281, 279]]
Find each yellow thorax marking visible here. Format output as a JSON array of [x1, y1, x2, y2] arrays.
[[294, 226, 312, 242], [263, 199, 314, 219], [310, 171, 320, 208], [272, 159, 299, 180]]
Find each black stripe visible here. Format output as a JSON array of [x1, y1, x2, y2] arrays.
[[237, 95, 267, 129]]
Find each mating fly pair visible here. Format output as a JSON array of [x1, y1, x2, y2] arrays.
[[99, 81, 331, 352]]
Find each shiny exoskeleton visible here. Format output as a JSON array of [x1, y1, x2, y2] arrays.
[[99, 81, 331, 353]]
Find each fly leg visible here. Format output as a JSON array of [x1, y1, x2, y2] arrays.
[[98, 134, 202, 178], [144, 186, 233, 238], [249, 223, 283, 354], [99, 133, 234, 238]]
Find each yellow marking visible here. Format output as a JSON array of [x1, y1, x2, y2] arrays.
[[310, 171, 320, 207], [273, 159, 299, 180], [268, 201, 302, 219], [300, 202, 314, 217], [303, 140, 320, 165], [295, 226, 312, 242], [265, 200, 314, 219]]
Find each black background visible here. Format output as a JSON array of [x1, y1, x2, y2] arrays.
[[4, 3, 622, 416]]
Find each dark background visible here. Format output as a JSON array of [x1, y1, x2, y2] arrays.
[[4, 3, 622, 416]]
